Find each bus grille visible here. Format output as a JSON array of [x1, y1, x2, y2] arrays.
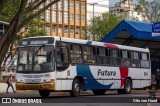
[[25, 79, 41, 83], [22, 75, 44, 78]]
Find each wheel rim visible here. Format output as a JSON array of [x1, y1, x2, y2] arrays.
[[126, 80, 131, 92], [74, 82, 80, 94]]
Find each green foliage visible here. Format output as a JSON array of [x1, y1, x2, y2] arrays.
[[26, 26, 46, 37], [136, 0, 160, 22], [0, 0, 20, 22], [87, 13, 121, 41]]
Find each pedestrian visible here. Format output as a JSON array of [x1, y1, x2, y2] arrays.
[[6, 74, 16, 93]]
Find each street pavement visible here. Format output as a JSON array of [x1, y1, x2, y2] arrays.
[[0, 83, 16, 93], [0, 90, 160, 106]]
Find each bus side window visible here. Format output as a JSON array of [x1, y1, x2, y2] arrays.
[[56, 47, 69, 63], [131, 51, 140, 67], [83, 46, 96, 64], [121, 50, 131, 67], [110, 49, 120, 66], [71, 44, 82, 64], [140, 53, 150, 68], [97, 47, 107, 65]]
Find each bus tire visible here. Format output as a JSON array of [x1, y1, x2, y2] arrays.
[[39, 90, 50, 98], [117, 89, 124, 94], [70, 79, 80, 97], [92, 90, 106, 95], [124, 79, 132, 94]]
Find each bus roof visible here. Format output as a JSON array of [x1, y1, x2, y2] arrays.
[[21, 36, 149, 53]]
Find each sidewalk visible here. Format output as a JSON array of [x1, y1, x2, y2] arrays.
[[0, 83, 16, 93]]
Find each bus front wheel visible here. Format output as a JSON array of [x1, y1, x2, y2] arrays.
[[39, 90, 50, 98], [70, 79, 80, 97]]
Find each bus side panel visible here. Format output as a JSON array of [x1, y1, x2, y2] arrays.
[[129, 68, 141, 88], [140, 69, 151, 88], [99, 66, 120, 89], [55, 80, 62, 90], [66, 80, 73, 90], [61, 80, 67, 90]]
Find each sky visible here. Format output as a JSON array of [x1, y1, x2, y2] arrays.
[[109, 0, 137, 7]]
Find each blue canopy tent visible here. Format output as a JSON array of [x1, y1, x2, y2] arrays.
[[101, 20, 160, 75], [101, 20, 160, 59]]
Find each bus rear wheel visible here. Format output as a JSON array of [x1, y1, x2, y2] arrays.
[[118, 79, 132, 94], [39, 90, 50, 98], [92, 90, 106, 95], [70, 79, 80, 97]]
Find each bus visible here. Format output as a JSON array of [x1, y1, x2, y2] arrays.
[[15, 36, 151, 97]]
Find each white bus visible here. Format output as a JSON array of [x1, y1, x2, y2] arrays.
[[16, 36, 151, 97]]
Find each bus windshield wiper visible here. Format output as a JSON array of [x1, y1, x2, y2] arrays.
[[35, 44, 45, 54]]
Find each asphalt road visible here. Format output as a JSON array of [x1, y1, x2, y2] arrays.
[[0, 91, 160, 106]]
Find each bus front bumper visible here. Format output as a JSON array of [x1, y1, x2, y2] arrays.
[[16, 82, 55, 90]]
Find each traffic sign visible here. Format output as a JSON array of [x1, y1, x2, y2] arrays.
[[152, 22, 160, 36]]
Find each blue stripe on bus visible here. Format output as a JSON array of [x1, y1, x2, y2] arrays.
[[76, 64, 113, 90], [86, 40, 92, 45]]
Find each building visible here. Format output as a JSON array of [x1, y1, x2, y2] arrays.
[[109, 0, 136, 16], [42, 0, 87, 39], [0, 21, 9, 37], [109, 0, 149, 22], [87, 0, 109, 23]]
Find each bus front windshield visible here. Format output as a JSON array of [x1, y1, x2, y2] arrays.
[[17, 46, 54, 73]]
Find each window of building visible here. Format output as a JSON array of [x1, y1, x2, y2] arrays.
[[52, 26, 56, 32], [46, 25, 50, 32], [71, 45, 82, 64], [45, 10, 50, 22], [52, 4, 56, 10], [64, 27, 68, 34], [64, 0, 68, 11], [70, 28, 74, 34], [58, 27, 62, 33], [70, 2, 74, 8], [76, 2, 79, 9], [52, 11, 56, 22], [76, 27, 79, 34], [81, 15, 85, 21], [59, 1, 62, 10], [81, 3, 85, 10], [70, 14, 74, 20], [76, 14, 79, 20], [64, 12, 68, 23], [58, 11, 62, 22], [46, 0, 50, 9], [81, 28, 85, 35]]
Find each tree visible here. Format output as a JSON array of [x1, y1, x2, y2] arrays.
[[0, 0, 60, 71], [87, 13, 121, 41], [136, 0, 160, 22]]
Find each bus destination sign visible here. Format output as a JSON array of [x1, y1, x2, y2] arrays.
[[19, 37, 54, 46]]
